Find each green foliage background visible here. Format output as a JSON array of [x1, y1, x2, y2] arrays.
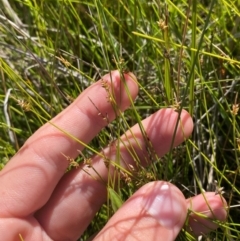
[[1, 0, 240, 240]]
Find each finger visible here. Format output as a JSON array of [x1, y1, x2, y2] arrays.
[[94, 181, 187, 241], [0, 71, 138, 217], [36, 108, 193, 240], [186, 192, 227, 237], [84, 108, 194, 182]]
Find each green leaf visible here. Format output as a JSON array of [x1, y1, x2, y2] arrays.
[[108, 187, 123, 212]]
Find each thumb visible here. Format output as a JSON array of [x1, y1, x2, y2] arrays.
[[94, 181, 187, 241]]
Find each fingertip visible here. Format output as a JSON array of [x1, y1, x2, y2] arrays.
[[179, 109, 194, 138], [104, 70, 139, 110], [95, 181, 187, 241], [122, 71, 139, 104], [140, 108, 193, 158], [187, 192, 227, 237], [165, 108, 193, 146], [140, 182, 187, 231]]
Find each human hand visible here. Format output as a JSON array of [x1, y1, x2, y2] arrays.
[[0, 71, 227, 241]]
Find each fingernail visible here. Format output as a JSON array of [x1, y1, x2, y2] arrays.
[[141, 182, 184, 228]]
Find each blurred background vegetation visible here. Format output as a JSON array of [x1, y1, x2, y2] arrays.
[[0, 0, 240, 240]]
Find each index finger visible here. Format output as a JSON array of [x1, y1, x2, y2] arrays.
[[0, 71, 138, 217]]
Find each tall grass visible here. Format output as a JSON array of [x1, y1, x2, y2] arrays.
[[1, 0, 240, 240]]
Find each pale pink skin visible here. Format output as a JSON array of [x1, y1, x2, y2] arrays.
[[0, 71, 227, 241]]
